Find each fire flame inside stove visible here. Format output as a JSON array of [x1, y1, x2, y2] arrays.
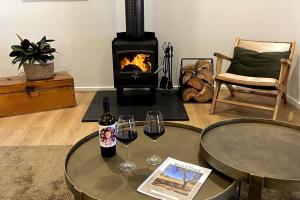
[[120, 54, 151, 72]]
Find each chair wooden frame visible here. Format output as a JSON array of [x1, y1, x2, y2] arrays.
[[210, 38, 296, 120]]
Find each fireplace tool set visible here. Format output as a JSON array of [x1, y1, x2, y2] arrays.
[[159, 42, 174, 91]]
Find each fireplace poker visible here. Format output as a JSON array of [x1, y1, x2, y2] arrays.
[[167, 42, 174, 89]]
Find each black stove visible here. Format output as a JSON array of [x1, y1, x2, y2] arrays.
[[112, 0, 158, 105]]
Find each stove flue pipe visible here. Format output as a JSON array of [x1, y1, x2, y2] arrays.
[[125, 0, 145, 40]]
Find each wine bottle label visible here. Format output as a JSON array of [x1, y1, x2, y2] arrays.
[[99, 124, 116, 148]]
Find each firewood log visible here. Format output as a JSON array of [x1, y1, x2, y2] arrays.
[[195, 60, 212, 70], [182, 64, 196, 73], [196, 69, 213, 84], [182, 72, 193, 84], [195, 73, 206, 82], [186, 77, 205, 90], [193, 84, 213, 103], [182, 88, 198, 102]]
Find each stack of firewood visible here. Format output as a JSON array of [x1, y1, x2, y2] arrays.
[[182, 60, 214, 102]]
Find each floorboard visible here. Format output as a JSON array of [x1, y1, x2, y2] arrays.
[[0, 91, 299, 146]]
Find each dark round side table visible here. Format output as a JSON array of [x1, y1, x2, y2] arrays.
[[200, 118, 300, 200], [65, 122, 236, 200]]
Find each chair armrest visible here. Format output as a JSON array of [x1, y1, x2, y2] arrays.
[[214, 52, 232, 61], [280, 59, 292, 67], [213, 52, 232, 76], [278, 59, 293, 85]]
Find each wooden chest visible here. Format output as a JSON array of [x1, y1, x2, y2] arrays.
[[0, 71, 76, 117]]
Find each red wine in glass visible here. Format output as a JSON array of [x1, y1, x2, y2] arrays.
[[116, 130, 138, 145], [116, 114, 137, 172], [144, 111, 165, 166], [144, 126, 165, 140]]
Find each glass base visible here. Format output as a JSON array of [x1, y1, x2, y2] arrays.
[[146, 155, 162, 166], [119, 161, 136, 172]]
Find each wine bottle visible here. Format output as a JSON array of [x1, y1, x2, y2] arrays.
[[99, 96, 116, 157]]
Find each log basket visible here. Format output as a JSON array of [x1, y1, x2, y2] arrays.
[[178, 58, 214, 103]]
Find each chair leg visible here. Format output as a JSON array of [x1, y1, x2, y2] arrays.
[[210, 81, 221, 115], [282, 92, 287, 104], [273, 91, 282, 120], [225, 84, 235, 97]]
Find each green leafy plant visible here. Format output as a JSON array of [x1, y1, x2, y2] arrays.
[[9, 34, 56, 69]]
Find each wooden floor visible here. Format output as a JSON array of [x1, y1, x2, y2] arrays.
[[0, 91, 299, 146]]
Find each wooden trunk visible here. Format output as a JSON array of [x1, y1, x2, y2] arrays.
[[0, 71, 76, 117]]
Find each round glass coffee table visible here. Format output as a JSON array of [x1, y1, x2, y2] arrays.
[[65, 122, 236, 200]]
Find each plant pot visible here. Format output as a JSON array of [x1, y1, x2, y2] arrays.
[[23, 62, 54, 81]]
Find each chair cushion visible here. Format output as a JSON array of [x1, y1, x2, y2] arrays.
[[216, 73, 278, 88], [227, 47, 290, 79]]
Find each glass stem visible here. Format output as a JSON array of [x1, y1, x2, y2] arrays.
[[126, 145, 129, 162], [153, 140, 157, 157]]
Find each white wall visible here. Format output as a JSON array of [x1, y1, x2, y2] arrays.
[[0, 0, 299, 105]]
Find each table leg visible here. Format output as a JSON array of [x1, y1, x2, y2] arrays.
[[73, 192, 82, 200], [248, 175, 264, 200], [237, 181, 241, 200]]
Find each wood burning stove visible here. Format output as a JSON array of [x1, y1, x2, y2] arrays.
[[112, 0, 158, 105]]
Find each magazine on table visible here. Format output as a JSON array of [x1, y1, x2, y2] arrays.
[[137, 157, 212, 200]]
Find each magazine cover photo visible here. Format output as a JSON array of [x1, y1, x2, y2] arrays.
[[137, 157, 212, 200], [151, 164, 203, 196]]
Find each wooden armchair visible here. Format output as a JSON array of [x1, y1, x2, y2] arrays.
[[210, 38, 296, 119]]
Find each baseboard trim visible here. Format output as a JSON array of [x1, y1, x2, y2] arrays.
[[287, 95, 300, 109], [75, 86, 180, 92], [75, 87, 114, 91]]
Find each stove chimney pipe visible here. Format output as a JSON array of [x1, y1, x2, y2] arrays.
[[125, 0, 144, 40]]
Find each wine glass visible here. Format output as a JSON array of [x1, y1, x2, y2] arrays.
[[144, 111, 165, 165], [116, 115, 138, 172]]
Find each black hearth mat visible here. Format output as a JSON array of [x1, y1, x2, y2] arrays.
[[82, 90, 189, 122]]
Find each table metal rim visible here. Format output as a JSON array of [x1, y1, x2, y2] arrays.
[[200, 118, 300, 191]]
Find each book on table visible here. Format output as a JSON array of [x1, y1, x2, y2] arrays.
[[137, 157, 212, 200]]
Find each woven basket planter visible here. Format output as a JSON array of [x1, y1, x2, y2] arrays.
[[23, 62, 54, 81]]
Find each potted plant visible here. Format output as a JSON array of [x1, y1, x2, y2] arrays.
[[9, 34, 56, 80]]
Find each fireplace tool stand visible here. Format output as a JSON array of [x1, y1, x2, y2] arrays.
[[159, 42, 174, 95]]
